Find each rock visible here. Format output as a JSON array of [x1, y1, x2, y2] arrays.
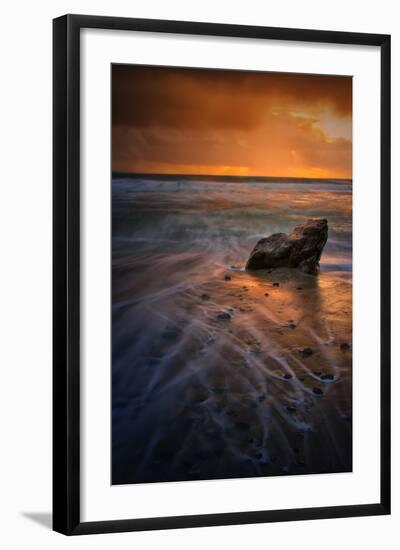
[[264, 292, 269, 297], [272, 282, 280, 287], [246, 218, 328, 275], [340, 342, 350, 352], [217, 311, 231, 320], [224, 274, 232, 281], [312, 387, 323, 396], [300, 347, 313, 357], [286, 405, 296, 413], [321, 374, 334, 381], [283, 373, 293, 380], [201, 293, 210, 300]]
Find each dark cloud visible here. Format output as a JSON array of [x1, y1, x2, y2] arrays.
[[112, 64, 352, 177]]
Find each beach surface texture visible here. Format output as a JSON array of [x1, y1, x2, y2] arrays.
[[112, 175, 352, 485]]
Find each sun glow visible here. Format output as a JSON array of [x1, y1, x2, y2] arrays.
[[112, 66, 352, 178]]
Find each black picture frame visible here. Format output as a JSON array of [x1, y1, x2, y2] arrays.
[[53, 14, 391, 535]]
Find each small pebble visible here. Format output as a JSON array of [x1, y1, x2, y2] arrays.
[[201, 293, 210, 300], [283, 373, 293, 380], [264, 292, 269, 297], [273, 282, 280, 287], [340, 342, 350, 351], [286, 405, 296, 413], [224, 274, 231, 281], [300, 347, 313, 357], [321, 374, 334, 381], [217, 311, 231, 320], [297, 287, 303, 290], [312, 387, 323, 396]]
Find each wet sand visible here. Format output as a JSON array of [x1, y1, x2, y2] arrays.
[[112, 176, 352, 484]]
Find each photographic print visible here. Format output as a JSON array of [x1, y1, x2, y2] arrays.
[[111, 64, 352, 485]]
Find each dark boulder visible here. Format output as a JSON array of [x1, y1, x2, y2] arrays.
[[246, 218, 328, 275]]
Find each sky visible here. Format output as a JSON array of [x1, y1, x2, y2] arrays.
[[112, 65, 352, 178]]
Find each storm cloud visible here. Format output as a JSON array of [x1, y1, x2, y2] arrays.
[[112, 64, 352, 178]]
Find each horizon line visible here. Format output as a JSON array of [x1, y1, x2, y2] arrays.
[[112, 171, 352, 181]]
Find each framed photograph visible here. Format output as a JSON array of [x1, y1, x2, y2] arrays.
[[53, 14, 390, 535]]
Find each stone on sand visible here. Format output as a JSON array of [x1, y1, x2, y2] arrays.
[[217, 311, 231, 320], [246, 218, 328, 275]]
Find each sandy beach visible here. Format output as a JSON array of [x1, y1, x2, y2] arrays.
[[112, 175, 352, 484]]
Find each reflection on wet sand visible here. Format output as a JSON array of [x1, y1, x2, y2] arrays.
[[112, 177, 352, 484]]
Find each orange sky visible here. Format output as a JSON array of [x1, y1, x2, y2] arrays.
[[112, 65, 352, 178]]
